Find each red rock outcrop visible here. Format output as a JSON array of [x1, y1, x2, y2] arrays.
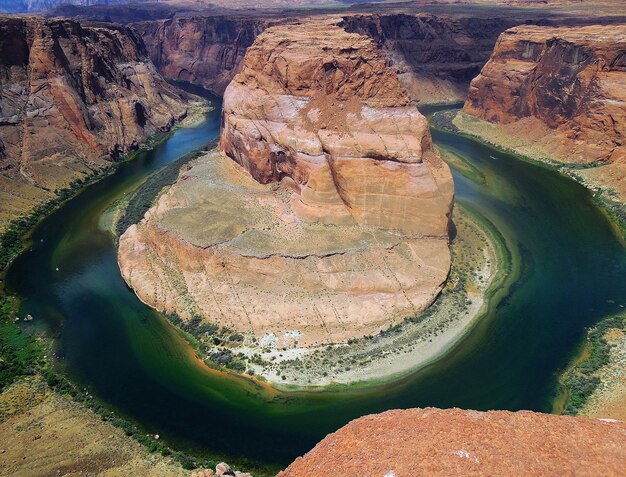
[[280, 408, 626, 476], [0, 16, 188, 230], [463, 25, 626, 200], [220, 19, 454, 237]]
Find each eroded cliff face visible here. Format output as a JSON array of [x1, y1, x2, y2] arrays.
[[279, 408, 626, 476], [0, 16, 188, 231], [463, 25, 626, 200], [134, 12, 521, 104], [221, 19, 454, 236], [134, 16, 278, 95], [119, 20, 453, 350], [340, 13, 520, 104]]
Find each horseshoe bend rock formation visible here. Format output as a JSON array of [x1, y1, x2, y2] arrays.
[[279, 408, 626, 476], [0, 16, 188, 231], [118, 21, 454, 349], [462, 24, 626, 202]]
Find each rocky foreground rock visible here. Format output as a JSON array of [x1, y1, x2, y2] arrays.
[[0, 16, 188, 231], [279, 408, 626, 476], [119, 19, 453, 349], [463, 24, 626, 201]]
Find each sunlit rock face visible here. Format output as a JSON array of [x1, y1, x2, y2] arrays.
[[221, 19, 454, 238], [119, 19, 454, 349], [279, 408, 626, 476], [464, 25, 626, 200]]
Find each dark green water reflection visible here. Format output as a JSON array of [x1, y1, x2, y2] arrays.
[[6, 105, 626, 469]]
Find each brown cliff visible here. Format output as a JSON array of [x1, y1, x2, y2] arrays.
[[340, 13, 521, 104], [119, 20, 453, 351], [220, 19, 454, 236], [463, 25, 626, 202], [280, 408, 626, 477], [0, 16, 188, 231], [134, 12, 525, 105], [134, 16, 279, 95]]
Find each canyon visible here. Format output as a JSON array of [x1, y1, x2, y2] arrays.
[[118, 19, 454, 349], [133, 12, 517, 103], [461, 24, 626, 204], [0, 16, 190, 232], [133, 16, 281, 96], [1, 2, 626, 476]]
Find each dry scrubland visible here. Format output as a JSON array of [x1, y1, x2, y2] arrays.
[[0, 377, 186, 477]]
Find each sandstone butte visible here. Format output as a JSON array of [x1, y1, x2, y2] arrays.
[[463, 24, 626, 202], [279, 408, 626, 477], [0, 16, 188, 231], [118, 19, 454, 349]]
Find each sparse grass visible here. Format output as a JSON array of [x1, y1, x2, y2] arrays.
[[560, 315, 626, 415], [116, 140, 217, 236]]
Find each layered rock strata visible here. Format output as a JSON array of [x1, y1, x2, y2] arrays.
[[134, 16, 279, 95], [220, 20, 454, 237], [0, 16, 188, 231], [280, 408, 626, 476], [119, 21, 454, 349], [463, 25, 626, 201], [340, 13, 520, 104]]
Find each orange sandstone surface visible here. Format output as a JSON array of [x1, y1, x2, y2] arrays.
[[118, 20, 454, 349], [280, 408, 626, 477]]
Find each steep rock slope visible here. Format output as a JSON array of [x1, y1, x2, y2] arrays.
[[463, 25, 626, 201], [280, 408, 626, 476], [221, 19, 454, 236], [340, 13, 520, 104], [134, 12, 522, 104], [133, 16, 279, 95], [0, 16, 188, 230], [119, 20, 453, 349]]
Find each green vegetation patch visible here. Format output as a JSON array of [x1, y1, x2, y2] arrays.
[[0, 297, 44, 393], [561, 315, 626, 415]]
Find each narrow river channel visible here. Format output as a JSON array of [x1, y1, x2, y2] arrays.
[[6, 103, 626, 470]]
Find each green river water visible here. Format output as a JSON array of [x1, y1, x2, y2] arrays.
[[5, 104, 626, 471]]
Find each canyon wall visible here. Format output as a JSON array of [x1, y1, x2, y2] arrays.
[[280, 408, 626, 476], [133, 16, 279, 95], [0, 16, 188, 231], [462, 24, 626, 201], [340, 13, 520, 104], [119, 20, 453, 350], [134, 12, 520, 104]]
